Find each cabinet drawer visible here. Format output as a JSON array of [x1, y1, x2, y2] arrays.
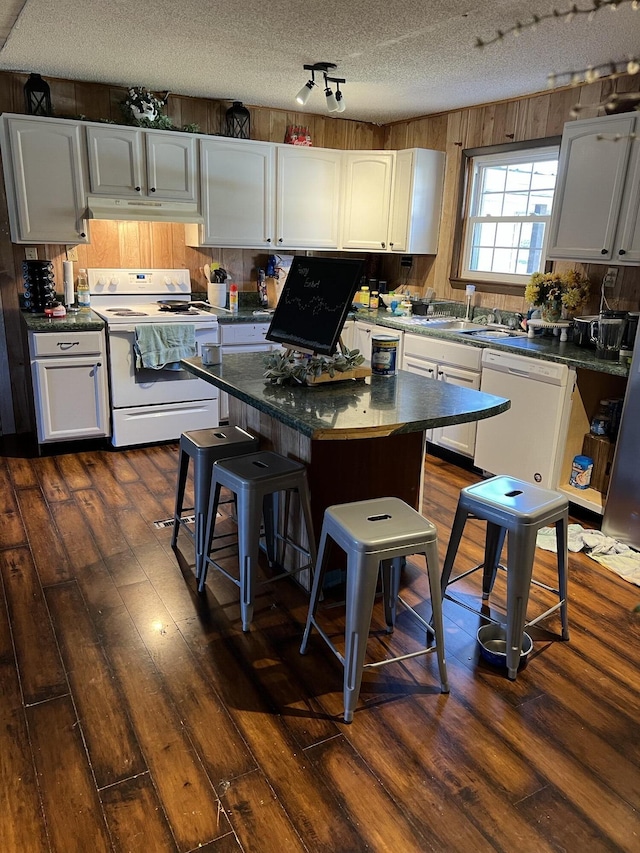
[[402, 333, 482, 370], [30, 331, 104, 357], [220, 323, 269, 345]]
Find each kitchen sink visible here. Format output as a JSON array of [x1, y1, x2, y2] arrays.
[[401, 317, 485, 331], [457, 326, 528, 339]]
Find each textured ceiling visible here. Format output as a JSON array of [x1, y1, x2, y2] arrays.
[[0, 0, 639, 124]]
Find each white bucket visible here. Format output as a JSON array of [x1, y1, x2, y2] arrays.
[[371, 334, 400, 376]]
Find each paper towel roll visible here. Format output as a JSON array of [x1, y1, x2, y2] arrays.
[[63, 260, 74, 307]]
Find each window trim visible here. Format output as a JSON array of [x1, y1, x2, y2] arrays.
[[449, 136, 562, 295]]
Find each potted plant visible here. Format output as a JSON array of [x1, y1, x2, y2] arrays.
[[524, 269, 591, 322]]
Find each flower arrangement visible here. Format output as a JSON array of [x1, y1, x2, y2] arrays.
[[524, 269, 591, 314], [263, 348, 365, 385], [121, 86, 184, 131]]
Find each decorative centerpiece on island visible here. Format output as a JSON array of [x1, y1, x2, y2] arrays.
[[525, 269, 591, 322], [263, 347, 366, 386]]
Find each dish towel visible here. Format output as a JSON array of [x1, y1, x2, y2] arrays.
[[134, 324, 196, 370], [536, 523, 640, 587]]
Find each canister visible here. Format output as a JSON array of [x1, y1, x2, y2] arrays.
[[569, 455, 593, 490], [371, 334, 400, 376]]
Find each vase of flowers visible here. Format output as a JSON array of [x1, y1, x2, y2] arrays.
[[525, 269, 591, 321]]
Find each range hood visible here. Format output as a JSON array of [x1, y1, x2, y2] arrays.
[[85, 195, 204, 224]]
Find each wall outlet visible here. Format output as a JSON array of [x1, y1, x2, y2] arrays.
[[65, 245, 79, 262], [400, 255, 413, 268], [603, 267, 619, 289], [25, 247, 38, 260]]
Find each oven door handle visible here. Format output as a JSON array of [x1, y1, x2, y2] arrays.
[[110, 324, 220, 334]]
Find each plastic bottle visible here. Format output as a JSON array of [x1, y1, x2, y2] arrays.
[[76, 268, 90, 311], [229, 282, 239, 313], [359, 285, 370, 309], [257, 269, 267, 306], [370, 291, 379, 311]]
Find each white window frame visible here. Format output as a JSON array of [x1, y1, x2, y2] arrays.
[[461, 145, 559, 286]]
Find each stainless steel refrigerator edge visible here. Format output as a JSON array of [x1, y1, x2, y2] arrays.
[[602, 322, 640, 548]]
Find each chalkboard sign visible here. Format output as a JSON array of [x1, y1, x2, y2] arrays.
[[265, 256, 364, 355]]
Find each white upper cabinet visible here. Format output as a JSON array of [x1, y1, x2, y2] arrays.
[[547, 113, 639, 264], [341, 152, 395, 251], [389, 148, 445, 254], [275, 145, 342, 249], [1, 115, 89, 244], [341, 148, 445, 254], [86, 125, 197, 201], [187, 137, 274, 248]]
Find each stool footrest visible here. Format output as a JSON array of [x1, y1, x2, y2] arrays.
[[525, 600, 565, 628], [364, 646, 439, 670]]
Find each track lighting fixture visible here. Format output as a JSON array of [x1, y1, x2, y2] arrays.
[[295, 62, 346, 114]]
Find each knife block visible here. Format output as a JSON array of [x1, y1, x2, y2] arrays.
[[581, 432, 615, 494]]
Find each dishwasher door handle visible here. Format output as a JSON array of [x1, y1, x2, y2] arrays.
[[506, 367, 532, 378]]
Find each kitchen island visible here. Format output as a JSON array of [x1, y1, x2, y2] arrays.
[[183, 352, 509, 541]]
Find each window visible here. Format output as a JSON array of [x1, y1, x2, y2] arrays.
[[461, 145, 559, 286]]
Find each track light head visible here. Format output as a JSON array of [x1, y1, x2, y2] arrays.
[[296, 76, 316, 106], [335, 88, 346, 113], [324, 75, 339, 112]]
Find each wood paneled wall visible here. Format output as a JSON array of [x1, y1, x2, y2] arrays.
[[1, 69, 640, 436]]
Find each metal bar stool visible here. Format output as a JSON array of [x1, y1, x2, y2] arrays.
[[201, 450, 317, 631], [440, 475, 569, 680], [171, 426, 259, 582], [300, 497, 449, 723]]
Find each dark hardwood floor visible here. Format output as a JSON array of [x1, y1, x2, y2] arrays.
[[0, 436, 638, 852]]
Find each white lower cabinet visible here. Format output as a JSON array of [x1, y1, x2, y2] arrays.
[[351, 320, 405, 366], [402, 333, 481, 458], [29, 330, 110, 443]]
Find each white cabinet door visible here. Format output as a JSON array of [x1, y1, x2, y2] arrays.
[[145, 132, 197, 200], [191, 138, 274, 247], [615, 137, 640, 264], [341, 152, 394, 250], [2, 116, 89, 244], [86, 125, 144, 196], [32, 357, 110, 442], [339, 319, 355, 351], [276, 145, 342, 248], [87, 126, 197, 201], [402, 352, 438, 441], [352, 320, 375, 360], [389, 148, 445, 254], [547, 114, 636, 262], [431, 363, 481, 457]]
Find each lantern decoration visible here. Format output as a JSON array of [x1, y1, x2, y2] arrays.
[[24, 73, 52, 116], [225, 101, 250, 139]]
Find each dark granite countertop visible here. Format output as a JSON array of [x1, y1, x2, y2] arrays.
[[351, 310, 629, 377], [21, 310, 105, 332], [182, 352, 510, 440]]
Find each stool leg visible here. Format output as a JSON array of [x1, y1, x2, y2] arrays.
[[300, 526, 330, 654], [423, 540, 449, 693], [171, 447, 190, 547], [262, 491, 278, 567], [380, 557, 402, 633], [481, 523, 507, 600], [199, 481, 223, 592], [505, 530, 536, 680], [440, 503, 469, 599], [237, 490, 263, 631], [193, 454, 215, 583], [297, 480, 318, 592], [343, 553, 380, 723], [555, 514, 570, 640]]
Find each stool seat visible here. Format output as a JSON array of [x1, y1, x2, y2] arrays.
[[201, 450, 316, 631], [301, 497, 449, 723], [171, 426, 259, 581], [441, 475, 569, 680]]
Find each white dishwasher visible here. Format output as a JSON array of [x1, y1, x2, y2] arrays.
[[474, 349, 575, 488]]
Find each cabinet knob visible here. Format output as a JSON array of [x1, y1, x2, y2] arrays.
[[601, 248, 608, 255], [389, 242, 394, 248], [278, 238, 283, 243], [619, 248, 626, 256], [266, 238, 271, 243], [438, 371, 444, 378], [150, 187, 156, 193], [381, 242, 386, 249], [80, 232, 86, 238], [135, 186, 141, 192]]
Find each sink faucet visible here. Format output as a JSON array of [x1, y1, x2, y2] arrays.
[[492, 308, 502, 325]]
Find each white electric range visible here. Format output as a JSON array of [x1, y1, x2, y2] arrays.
[[88, 268, 220, 447]]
